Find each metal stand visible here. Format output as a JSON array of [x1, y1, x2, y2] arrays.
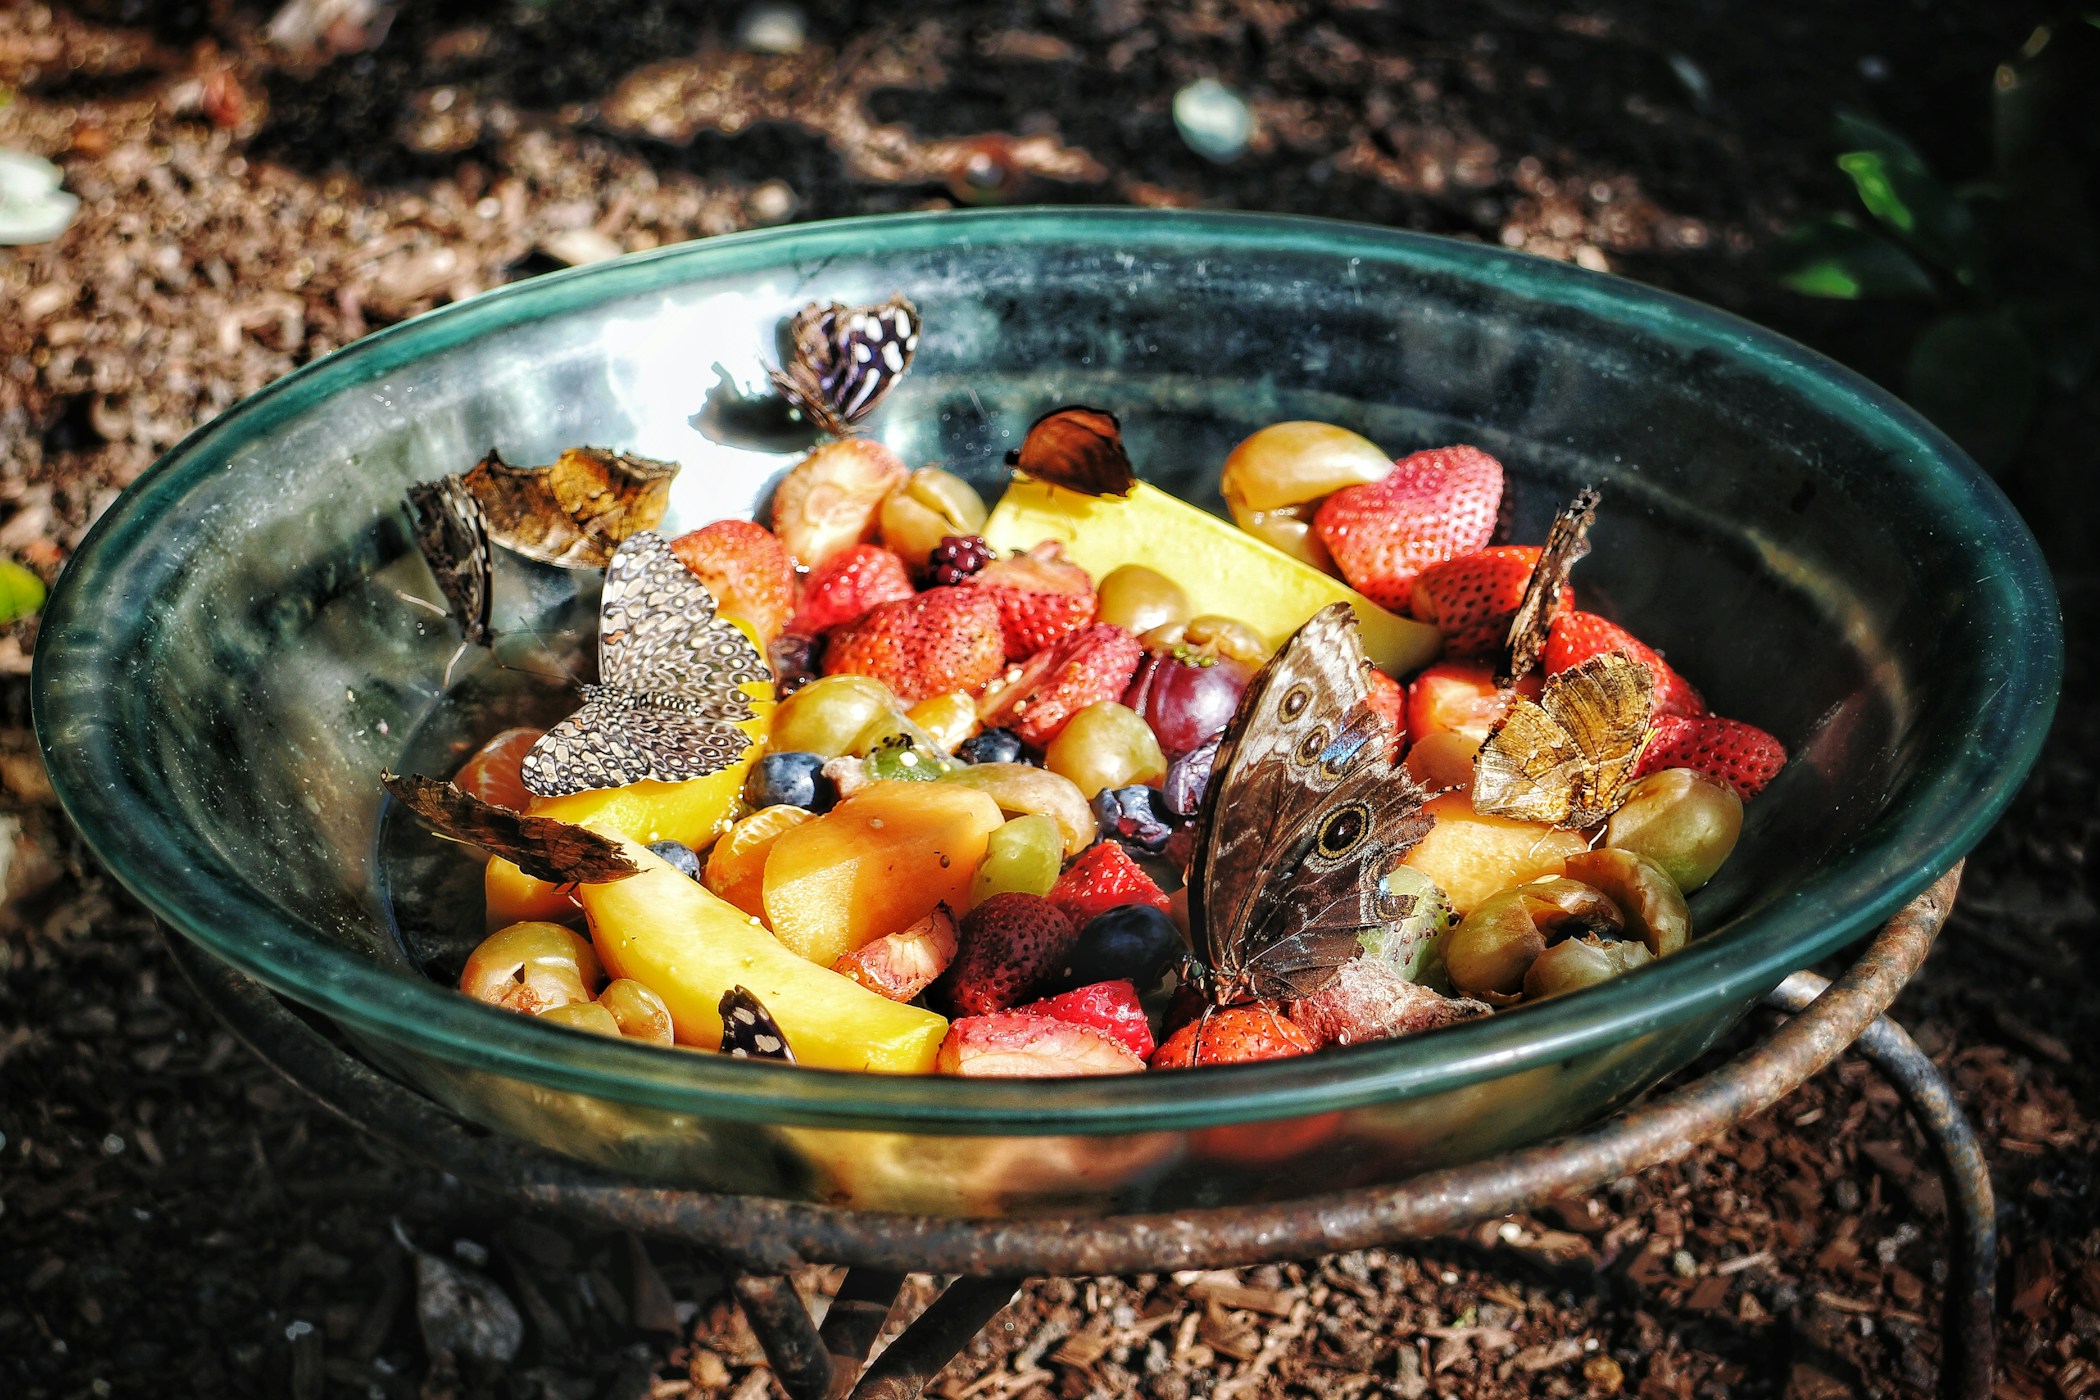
[[169, 868, 1988, 1400]]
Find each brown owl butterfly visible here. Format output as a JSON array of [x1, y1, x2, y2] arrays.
[[718, 986, 795, 1062], [1005, 405, 1138, 498], [380, 773, 638, 885], [1498, 484, 1601, 688], [1472, 653, 1656, 830], [462, 445, 678, 569], [1187, 603, 1434, 1006]]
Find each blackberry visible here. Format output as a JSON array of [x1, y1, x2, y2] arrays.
[[928, 534, 994, 586]]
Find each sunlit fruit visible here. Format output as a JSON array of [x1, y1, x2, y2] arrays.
[[1044, 702, 1168, 799], [1563, 848, 1690, 956], [1604, 767, 1743, 892], [1096, 564, 1193, 635]]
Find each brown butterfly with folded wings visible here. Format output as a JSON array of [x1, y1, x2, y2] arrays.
[[405, 475, 494, 649], [1005, 405, 1138, 498], [461, 445, 678, 569], [381, 772, 638, 885], [1498, 485, 1601, 688], [1472, 653, 1656, 830], [1187, 603, 1435, 1006]]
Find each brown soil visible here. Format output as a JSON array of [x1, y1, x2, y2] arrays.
[[3, 3, 2096, 1399]]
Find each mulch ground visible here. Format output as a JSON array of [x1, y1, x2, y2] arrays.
[[3, 3, 2097, 1398]]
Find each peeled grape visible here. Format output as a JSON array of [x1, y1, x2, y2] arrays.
[[769, 674, 898, 758], [940, 762, 1097, 856], [1563, 848, 1690, 956], [1523, 935, 1653, 1000], [1097, 564, 1193, 635], [1122, 648, 1255, 758], [878, 467, 988, 565], [969, 813, 1065, 904], [461, 922, 603, 1014], [1183, 615, 1270, 667], [597, 978, 675, 1045], [1605, 767, 1743, 891], [1045, 701, 1167, 799], [1443, 879, 1623, 1001], [1220, 421, 1391, 568]]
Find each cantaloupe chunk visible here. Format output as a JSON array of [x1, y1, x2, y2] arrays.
[[485, 856, 583, 930], [579, 838, 948, 1073], [762, 782, 1004, 968], [1398, 792, 1590, 914], [983, 479, 1441, 675]]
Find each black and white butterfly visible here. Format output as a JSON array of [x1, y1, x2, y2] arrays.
[[718, 986, 794, 1062], [405, 474, 494, 648], [519, 531, 771, 797], [767, 294, 920, 438]]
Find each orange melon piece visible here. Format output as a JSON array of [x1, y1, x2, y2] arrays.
[[704, 805, 816, 918], [763, 781, 1004, 968], [1398, 792, 1590, 914]]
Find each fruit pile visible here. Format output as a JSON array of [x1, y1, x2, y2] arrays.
[[444, 421, 1785, 1077]]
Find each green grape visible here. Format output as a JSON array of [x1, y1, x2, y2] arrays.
[[968, 813, 1065, 905]]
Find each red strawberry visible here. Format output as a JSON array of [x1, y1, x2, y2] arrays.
[[824, 586, 1005, 702], [1150, 1004, 1318, 1069], [1048, 841, 1170, 927], [936, 892, 1078, 1016], [1019, 979, 1156, 1060], [1636, 714, 1787, 800], [1545, 611, 1706, 717], [790, 543, 916, 636], [1365, 667, 1405, 746], [978, 623, 1144, 746], [668, 520, 797, 643], [1312, 445, 1503, 609], [1410, 545, 1576, 658], [937, 1013, 1146, 1077], [968, 541, 1099, 659]]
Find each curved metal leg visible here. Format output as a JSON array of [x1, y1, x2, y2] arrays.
[[1764, 972, 1994, 1400]]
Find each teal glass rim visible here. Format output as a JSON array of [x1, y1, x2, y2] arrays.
[[33, 207, 2062, 1136]]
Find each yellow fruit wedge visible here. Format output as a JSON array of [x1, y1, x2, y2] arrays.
[[579, 838, 949, 1074], [983, 479, 1442, 675], [763, 781, 1005, 967]]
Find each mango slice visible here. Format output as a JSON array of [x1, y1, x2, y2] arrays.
[[762, 781, 1004, 968], [1398, 792, 1590, 914], [983, 479, 1441, 675], [579, 838, 948, 1073]]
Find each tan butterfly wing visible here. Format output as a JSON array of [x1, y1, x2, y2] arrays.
[[1473, 654, 1655, 829], [463, 446, 678, 568]]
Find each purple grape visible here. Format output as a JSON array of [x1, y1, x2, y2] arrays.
[[1122, 647, 1254, 758], [1163, 735, 1221, 817]]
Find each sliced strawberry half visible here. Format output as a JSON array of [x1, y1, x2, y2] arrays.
[[978, 622, 1144, 747], [937, 1013, 1146, 1076], [1312, 445, 1503, 609], [967, 541, 1099, 659], [1635, 713, 1787, 800], [1019, 979, 1156, 1060]]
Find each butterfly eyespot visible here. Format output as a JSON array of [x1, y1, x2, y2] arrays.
[[1279, 683, 1315, 722], [1293, 724, 1334, 767], [1316, 803, 1370, 858]]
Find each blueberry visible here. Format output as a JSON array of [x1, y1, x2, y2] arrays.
[[647, 839, 704, 881], [1091, 784, 1174, 854], [957, 728, 1024, 765], [1051, 905, 1186, 994], [748, 751, 832, 810]]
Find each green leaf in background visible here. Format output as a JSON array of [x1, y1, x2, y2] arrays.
[[1904, 312, 2038, 472], [1833, 112, 1986, 285], [1772, 215, 1937, 299], [0, 559, 45, 623]]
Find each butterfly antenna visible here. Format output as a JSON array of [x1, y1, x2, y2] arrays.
[[441, 639, 469, 691], [395, 589, 450, 619]]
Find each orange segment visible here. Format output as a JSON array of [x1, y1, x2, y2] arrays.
[[704, 805, 817, 918]]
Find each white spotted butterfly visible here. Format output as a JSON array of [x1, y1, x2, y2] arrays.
[[519, 531, 770, 797]]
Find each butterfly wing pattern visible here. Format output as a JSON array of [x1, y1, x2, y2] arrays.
[[1473, 653, 1656, 829], [769, 294, 920, 438], [1004, 405, 1139, 498], [405, 475, 494, 647], [1189, 603, 1433, 1005], [1498, 485, 1601, 688], [520, 532, 771, 798], [718, 986, 795, 1061], [381, 773, 638, 885]]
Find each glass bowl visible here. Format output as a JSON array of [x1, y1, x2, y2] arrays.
[[32, 209, 2058, 1217]]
